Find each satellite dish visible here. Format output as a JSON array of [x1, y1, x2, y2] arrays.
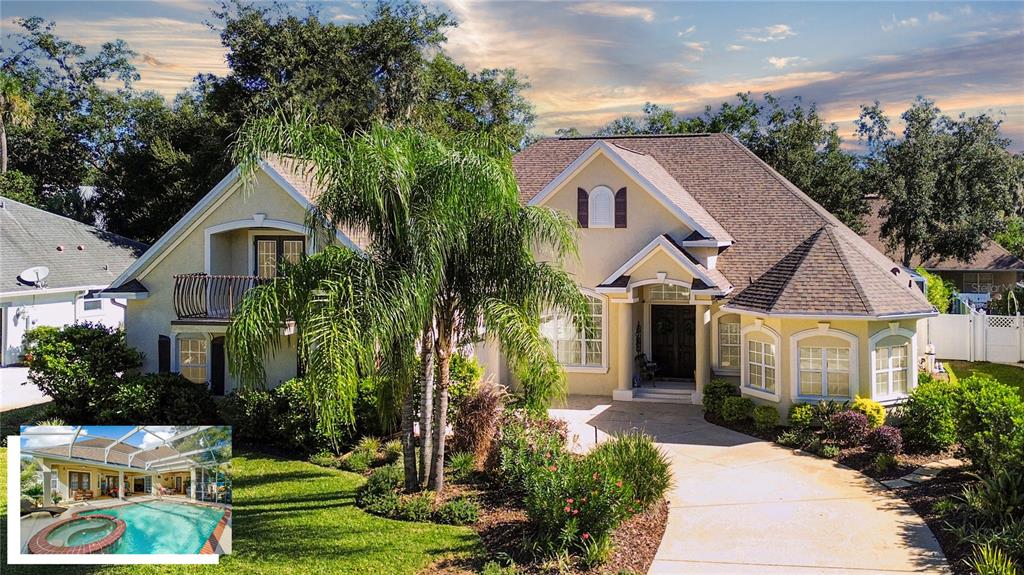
[[18, 266, 50, 287]]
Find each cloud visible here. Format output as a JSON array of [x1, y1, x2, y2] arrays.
[[960, 5, 974, 16], [767, 56, 808, 69], [138, 427, 178, 449], [566, 2, 655, 23], [739, 24, 796, 42], [21, 426, 87, 449], [881, 15, 920, 32], [726, 44, 746, 52], [683, 41, 707, 53], [927, 11, 951, 23], [677, 25, 696, 37]]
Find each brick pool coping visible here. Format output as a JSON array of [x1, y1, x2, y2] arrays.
[[28, 515, 126, 554], [200, 508, 232, 554]]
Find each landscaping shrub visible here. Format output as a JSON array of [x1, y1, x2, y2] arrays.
[[752, 405, 780, 433], [818, 444, 840, 459], [813, 399, 846, 428], [382, 440, 403, 464], [703, 379, 738, 417], [219, 378, 336, 455], [587, 431, 672, 511], [447, 353, 484, 419], [219, 390, 276, 446], [955, 375, 1024, 476], [357, 464, 404, 505], [971, 543, 1020, 575], [22, 323, 143, 422], [356, 437, 381, 457], [481, 561, 522, 575], [720, 396, 754, 424], [341, 450, 374, 473], [448, 452, 476, 482], [901, 377, 961, 453], [361, 491, 401, 517], [866, 425, 904, 455], [450, 379, 506, 465], [398, 493, 435, 522], [873, 453, 898, 474], [776, 429, 807, 448], [99, 373, 218, 424], [787, 403, 815, 429], [309, 450, 338, 468], [492, 410, 568, 493], [828, 410, 869, 445], [434, 497, 480, 525], [850, 396, 886, 429]]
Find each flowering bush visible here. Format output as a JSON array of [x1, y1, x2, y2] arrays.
[[828, 410, 869, 445], [491, 409, 568, 493], [587, 431, 672, 511], [866, 425, 904, 455], [523, 450, 634, 566]]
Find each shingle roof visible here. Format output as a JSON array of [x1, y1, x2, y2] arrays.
[[0, 197, 146, 295], [32, 437, 179, 470], [860, 196, 1024, 271], [513, 134, 933, 317]]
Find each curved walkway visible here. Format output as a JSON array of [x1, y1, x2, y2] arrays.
[[550, 397, 950, 575]]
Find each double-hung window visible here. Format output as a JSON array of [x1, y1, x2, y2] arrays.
[[747, 340, 776, 393], [540, 295, 604, 367], [718, 316, 740, 369], [874, 343, 909, 397], [963, 272, 993, 294], [178, 337, 208, 384], [255, 236, 306, 278], [799, 347, 851, 399]]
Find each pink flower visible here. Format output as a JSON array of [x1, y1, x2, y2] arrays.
[[572, 509, 578, 515], [582, 533, 590, 540], [566, 498, 574, 504], [549, 465, 557, 472], [546, 452, 552, 459], [564, 505, 571, 513], [616, 480, 623, 488]]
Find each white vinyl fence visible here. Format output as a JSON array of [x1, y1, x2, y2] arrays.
[[928, 312, 1023, 363]]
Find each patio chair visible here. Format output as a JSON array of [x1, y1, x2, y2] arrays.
[[20, 498, 67, 517], [633, 353, 658, 387], [73, 489, 94, 501]]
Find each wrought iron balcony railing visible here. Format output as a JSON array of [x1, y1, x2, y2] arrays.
[[173, 274, 270, 320]]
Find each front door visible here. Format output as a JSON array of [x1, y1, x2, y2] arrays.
[[651, 305, 696, 379], [211, 337, 226, 395]]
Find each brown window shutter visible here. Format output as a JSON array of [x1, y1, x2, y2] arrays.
[[615, 187, 627, 228], [577, 187, 589, 228]]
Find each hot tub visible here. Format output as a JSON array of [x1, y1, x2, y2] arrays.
[[28, 515, 126, 554]]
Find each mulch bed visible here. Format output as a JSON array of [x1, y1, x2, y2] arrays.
[[420, 477, 669, 575], [891, 469, 975, 575], [834, 445, 960, 480]]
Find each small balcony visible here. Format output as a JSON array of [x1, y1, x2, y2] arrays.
[[173, 274, 271, 320]]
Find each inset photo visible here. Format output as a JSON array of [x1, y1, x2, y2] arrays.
[[17, 425, 231, 556]]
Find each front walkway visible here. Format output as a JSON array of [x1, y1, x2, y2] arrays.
[[550, 397, 950, 575]]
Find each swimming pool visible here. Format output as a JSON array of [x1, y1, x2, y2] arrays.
[[79, 501, 225, 554]]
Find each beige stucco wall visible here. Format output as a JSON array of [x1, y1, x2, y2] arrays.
[[125, 169, 314, 390], [41, 460, 152, 500]]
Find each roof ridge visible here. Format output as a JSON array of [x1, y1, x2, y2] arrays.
[[556, 133, 719, 141], [823, 225, 874, 316]]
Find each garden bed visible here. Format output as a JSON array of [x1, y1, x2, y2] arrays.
[[892, 469, 977, 575]]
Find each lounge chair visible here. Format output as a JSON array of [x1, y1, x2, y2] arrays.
[[20, 499, 67, 517]]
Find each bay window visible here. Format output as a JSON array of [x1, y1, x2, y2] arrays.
[[798, 346, 851, 399]]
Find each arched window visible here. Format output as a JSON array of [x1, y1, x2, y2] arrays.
[[790, 328, 859, 401], [741, 323, 781, 401], [540, 293, 605, 368], [588, 186, 614, 228], [870, 327, 917, 401]]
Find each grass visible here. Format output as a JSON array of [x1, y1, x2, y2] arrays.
[[0, 402, 54, 446], [1, 448, 480, 574], [945, 360, 1024, 395]]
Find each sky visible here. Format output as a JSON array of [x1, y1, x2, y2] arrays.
[[19, 425, 179, 449], [2, 1, 1023, 148]]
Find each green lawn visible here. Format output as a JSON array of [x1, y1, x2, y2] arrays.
[[0, 402, 54, 446], [945, 360, 1024, 395], [1, 448, 479, 574]]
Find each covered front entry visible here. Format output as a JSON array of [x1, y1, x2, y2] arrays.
[[650, 305, 696, 380]]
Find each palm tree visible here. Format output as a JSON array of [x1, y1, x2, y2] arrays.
[[0, 72, 33, 174], [226, 113, 588, 494]]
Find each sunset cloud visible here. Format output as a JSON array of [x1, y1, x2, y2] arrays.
[[767, 56, 808, 69], [739, 24, 796, 42], [566, 2, 655, 23]]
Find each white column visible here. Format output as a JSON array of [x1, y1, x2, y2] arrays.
[[694, 303, 711, 403], [118, 470, 125, 500], [612, 301, 635, 401], [190, 468, 197, 500], [41, 471, 53, 506]]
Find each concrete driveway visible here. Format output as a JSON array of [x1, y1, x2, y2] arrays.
[[550, 397, 950, 575]]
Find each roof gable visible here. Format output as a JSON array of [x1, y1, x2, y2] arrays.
[[526, 140, 732, 242], [599, 234, 732, 294]]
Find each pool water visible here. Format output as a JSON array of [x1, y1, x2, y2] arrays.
[[79, 501, 224, 554], [46, 517, 115, 547]]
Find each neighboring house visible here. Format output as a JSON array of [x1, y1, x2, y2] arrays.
[[861, 196, 1024, 310], [0, 197, 145, 366], [105, 135, 935, 414], [101, 157, 364, 395]]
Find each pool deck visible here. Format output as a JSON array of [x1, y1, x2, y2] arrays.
[[20, 495, 232, 554]]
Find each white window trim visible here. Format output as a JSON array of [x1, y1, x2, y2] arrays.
[[740, 322, 781, 402], [588, 185, 615, 228], [545, 289, 609, 373], [202, 216, 312, 276], [868, 326, 918, 404], [790, 327, 859, 403], [175, 333, 211, 385], [711, 310, 741, 375]]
